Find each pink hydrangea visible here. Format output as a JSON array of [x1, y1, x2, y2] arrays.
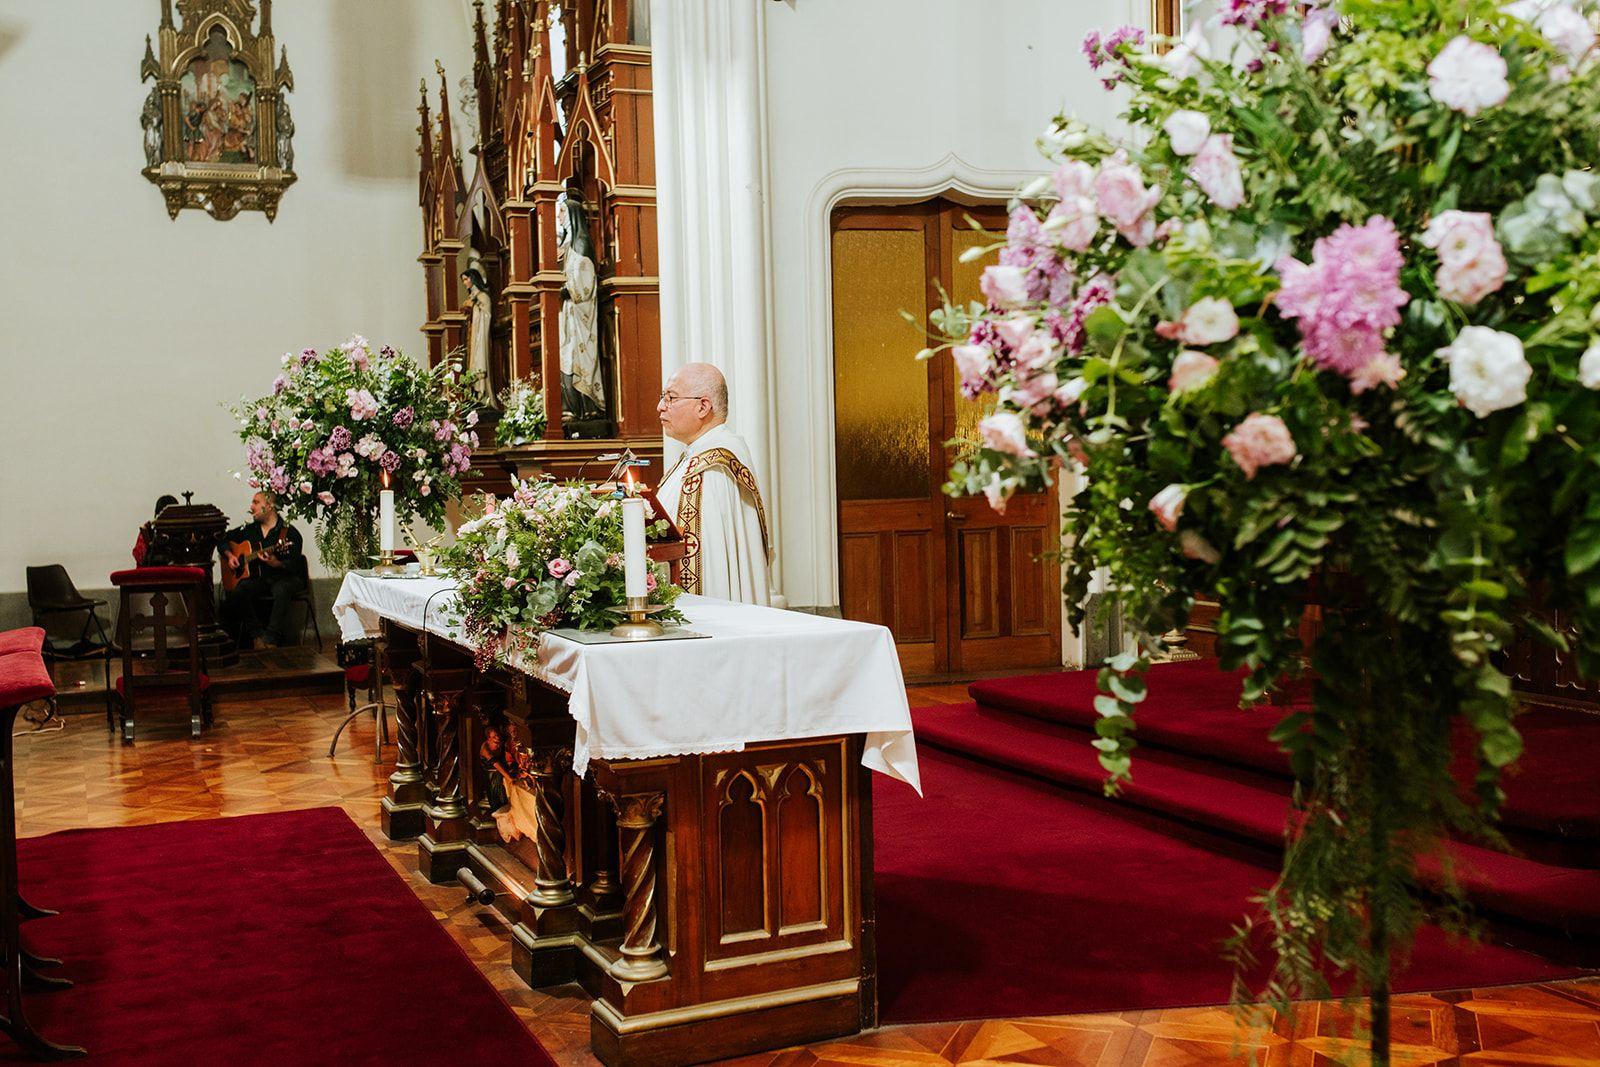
[[1222, 413, 1297, 479], [1274, 216, 1409, 381], [1061, 274, 1117, 354], [1221, 0, 1289, 28]]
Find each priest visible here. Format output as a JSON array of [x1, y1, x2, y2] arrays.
[[655, 363, 773, 605]]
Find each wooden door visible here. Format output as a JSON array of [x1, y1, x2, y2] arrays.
[[832, 203, 1062, 676]]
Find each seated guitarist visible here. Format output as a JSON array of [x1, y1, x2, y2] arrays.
[[218, 491, 306, 649]]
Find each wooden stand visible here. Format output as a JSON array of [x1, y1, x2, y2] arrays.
[[377, 620, 876, 1066]]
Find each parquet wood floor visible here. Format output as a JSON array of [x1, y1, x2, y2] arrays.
[[15, 691, 1600, 1066]]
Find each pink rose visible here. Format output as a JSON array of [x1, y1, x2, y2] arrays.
[[1187, 134, 1245, 211], [563, 570, 581, 587], [979, 412, 1036, 457], [1052, 160, 1096, 201], [1047, 195, 1100, 252], [952, 344, 995, 390], [1011, 371, 1059, 411], [1427, 37, 1509, 116], [1421, 211, 1506, 306], [645, 571, 659, 594], [1436, 259, 1507, 306], [1094, 156, 1161, 229], [547, 557, 573, 578], [1169, 350, 1220, 392], [1014, 334, 1057, 375], [1222, 413, 1297, 479], [1177, 297, 1240, 346], [1054, 377, 1088, 406], [995, 316, 1036, 351], [503, 576, 518, 590], [317, 491, 335, 505], [982, 474, 1011, 514], [980, 265, 1031, 309], [1148, 484, 1187, 532], [1179, 530, 1221, 564], [1301, 4, 1339, 63]]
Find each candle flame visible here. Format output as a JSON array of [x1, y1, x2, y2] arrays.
[[623, 467, 636, 494], [381, 469, 391, 490]]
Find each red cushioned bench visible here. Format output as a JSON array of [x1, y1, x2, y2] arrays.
[[0, 629, 86, 1057]]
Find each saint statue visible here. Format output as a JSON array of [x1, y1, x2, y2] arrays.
[[141, 88, 164, 167], [461, 268, 499, 410], [275, 95, 294, 173], [557, 196, 606, 426]]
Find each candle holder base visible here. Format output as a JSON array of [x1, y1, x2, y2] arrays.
[[609, 597, 667, 640], [372, 550, 405, 577]]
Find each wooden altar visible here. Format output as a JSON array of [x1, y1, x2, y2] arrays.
[[374, 619, 878, 1067]]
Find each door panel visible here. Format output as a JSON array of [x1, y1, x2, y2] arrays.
[[833, 202, 1061, 676]]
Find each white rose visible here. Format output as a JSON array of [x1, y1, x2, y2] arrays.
[[1439, 326, 1532, 418], [1580, 342, 1600, 389], [979, 412, 1035, 458], [1148, 484, 1187, 532], [1159, 25, 1211, 80], [1179, 297, 1241, 346], [1535, 3, 1595, 62], [1427, 37, 1510, 116], [1054, 377, 1089, 406], [1163, 110, 1211, 157]]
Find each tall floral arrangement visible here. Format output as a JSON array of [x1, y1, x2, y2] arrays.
[[233, 337, 479, 571], [443, 480, 683, 669], [938, 0, 1600, 1054], [494, 377, 548, 446]]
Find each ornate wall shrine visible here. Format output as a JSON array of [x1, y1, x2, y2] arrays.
[[420, 0, 661, 497]]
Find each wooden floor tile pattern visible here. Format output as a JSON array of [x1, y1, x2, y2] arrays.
[[15, 691, 1600, 1066]]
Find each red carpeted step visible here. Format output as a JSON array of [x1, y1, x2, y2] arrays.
[[969, 660, 1294, 778], [971, 661, 1600, 864], [912, 700, 1600, 946], [873, 747, 1589, 1023]]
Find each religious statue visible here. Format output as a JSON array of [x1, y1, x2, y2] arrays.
[[557, 196, 607, 428], [275, 95, 294, 172], [141, 87, 164, 168], [461, 267, 499, 409]]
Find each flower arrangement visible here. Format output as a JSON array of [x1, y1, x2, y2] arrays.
[[936, 0, 1600, 1050], [494, 377, 548, 446], [443, 480, 684, 669], [233, 336, 480, 571]]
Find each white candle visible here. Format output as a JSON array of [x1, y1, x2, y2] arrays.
[[622, 496, 646, 599], [379, 488, 396, 555]]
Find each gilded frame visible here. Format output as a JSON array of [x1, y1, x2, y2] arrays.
[[140, 0, 296, 220]]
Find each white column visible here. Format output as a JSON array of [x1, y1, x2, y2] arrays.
[[651, 0, 779, 586]]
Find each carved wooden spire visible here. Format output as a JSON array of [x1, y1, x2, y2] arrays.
[[472, 0, 495, 148]]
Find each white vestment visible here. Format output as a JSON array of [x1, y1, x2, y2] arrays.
[[656, 424, 772, 605]]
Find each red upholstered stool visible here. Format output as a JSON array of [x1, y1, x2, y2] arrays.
[[0, 637, 86, 1058], [109, 568, 214, 743]]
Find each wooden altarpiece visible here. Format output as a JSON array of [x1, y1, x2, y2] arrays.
[[420, 1, 663, 498]]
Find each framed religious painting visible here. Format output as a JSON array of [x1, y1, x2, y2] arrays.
[[140, 0, 296, 220]]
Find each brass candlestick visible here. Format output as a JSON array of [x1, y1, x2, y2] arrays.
[[610, 596, 665, 639], [372, 549, 404, 576]]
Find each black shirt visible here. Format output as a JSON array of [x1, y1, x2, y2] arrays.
[[221, 519, 304, 579]]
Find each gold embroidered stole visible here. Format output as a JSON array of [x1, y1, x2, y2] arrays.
[[676, 447, 771, 596]]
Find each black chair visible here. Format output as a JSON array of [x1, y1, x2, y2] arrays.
[[24, 566, 112, 729], [287, 554, 322, 650]]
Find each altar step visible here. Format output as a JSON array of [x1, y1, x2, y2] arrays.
[[909, 661, 1600, 955]]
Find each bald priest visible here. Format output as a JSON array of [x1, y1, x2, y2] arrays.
[[654, 363, 774, 605]]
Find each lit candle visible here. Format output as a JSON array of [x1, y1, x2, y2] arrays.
[[379, 469, 395, 556], [621, 495, 646, 600]]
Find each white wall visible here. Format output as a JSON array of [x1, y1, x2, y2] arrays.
[[761, 0, 1144, 608], [0, 1, 473, 594]]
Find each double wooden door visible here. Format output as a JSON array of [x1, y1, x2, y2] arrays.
[[832, 202, 1062, 676]]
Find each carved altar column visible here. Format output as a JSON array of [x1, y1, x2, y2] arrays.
[[418, 667, 473, 882], [380, 624, 426, 840], [603, 790, 668, 982]]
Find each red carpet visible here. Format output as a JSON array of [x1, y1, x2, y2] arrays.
[[4, 808, 555, 1065], [873, 748, 1591, 1024]]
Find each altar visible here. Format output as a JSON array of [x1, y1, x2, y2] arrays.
[[332, 574, 918, 1066]]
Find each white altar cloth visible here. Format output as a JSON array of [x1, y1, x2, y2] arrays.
[[332, 573, 921, 792]]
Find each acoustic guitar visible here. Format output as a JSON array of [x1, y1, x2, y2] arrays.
[[219, 540, 282, 593]]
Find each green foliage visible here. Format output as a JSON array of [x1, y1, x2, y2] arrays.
[[934, 0, 1600, 1043]]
